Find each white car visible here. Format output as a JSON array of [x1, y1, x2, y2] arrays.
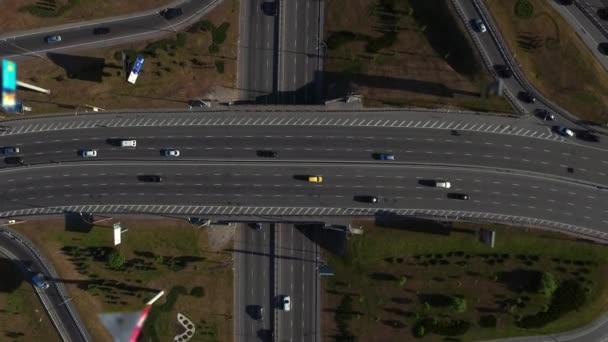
[[434, 180, 451, 189], [282, 296, 291, 311], [474, 19, 487, 33], [80, 149, 97, 157], [164, 149, 180, 157], [120, 139, 137, 147], [558, 127, 574, 137]]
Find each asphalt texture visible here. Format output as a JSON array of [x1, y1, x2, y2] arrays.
[[0, 0, 222, 59], [237, 0, 278, 103]]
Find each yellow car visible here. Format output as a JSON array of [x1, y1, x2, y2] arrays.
[[308, 175, 323, 183]]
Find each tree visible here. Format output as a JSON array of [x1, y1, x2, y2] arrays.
[[107, 249, 126, 270], [539, 272, 557, 297], [450, 296, 467, 313]]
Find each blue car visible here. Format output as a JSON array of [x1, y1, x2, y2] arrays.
[[374, 153, 395, 161], [44, 35, 62, 43]]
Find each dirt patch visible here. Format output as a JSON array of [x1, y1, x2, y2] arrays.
[[485, 0, 608, 124], [207, 223, 236, 252], [13, 217, 233, 341], [0, 0, 172, 32], [323, 0, 512, 112], [11, 0, 239, 115]]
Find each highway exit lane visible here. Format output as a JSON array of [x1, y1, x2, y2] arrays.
[[0, 163, 606, 231]]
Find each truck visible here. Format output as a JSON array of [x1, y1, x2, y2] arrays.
[[32, 273, 49, 290]]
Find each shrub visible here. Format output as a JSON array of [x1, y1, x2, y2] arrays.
[[215, 60, 225, 74], [517, 279, 586, 328], [514, 0, 534, 18], [450, 296, 467, 313], [209, 44, 220, 54], [190, 286, 205, 297], [366, 31, 398, 53], [479, 315, 497, 328], [176, 33, 187, 48], [415, 317, 470, 336], [413, 323, 425, 337], [326, 31, 369, 50], [539, 272, 557, 297], [212, 22, 230, 45], [107, 249, 126, 270]]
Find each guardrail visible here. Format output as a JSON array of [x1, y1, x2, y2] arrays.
[[0, 226, 91, 341], [576, 1, 608, 38]]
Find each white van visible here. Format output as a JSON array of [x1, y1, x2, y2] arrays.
[[120, 139, 137, 147]]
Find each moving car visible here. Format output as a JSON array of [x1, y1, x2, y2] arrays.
[[261, 1, 278, 16], [535, 109, 555, 121], [598, 8, 608, 20], [159, 7, 183, 19], [257, 150, 278, 158], [578, 131, 600, 142], [4, 156, 24, 165], [473, 18, 487, 33], [92, 27, 110, 35], [282, 296, 291, 311], [3, 146, 20, 154], [138, 175, 163, 182], [308, 175, 323, 183], [518, 91, 536, 104], [120, 139, 137, 147], [44, 35, 62, 43], [31, 273, 49, 290], [373, 153, 395, 161], [163, 148, 180, 157], [257, 306, 264, 320], [80, 149, 97, 157], [448, 193, 470, 200], [494, 64, 512, 78], [557, 126, 574, 137], [434, 180, 451, 189], [250, 223, 262, 230], [362, 195, 378, 203]]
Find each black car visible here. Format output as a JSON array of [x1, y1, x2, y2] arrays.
[[250, 223, 263, 230], [261, 2, 278, 16], [599, 8, 608, 20], [138, 175, 163, 182], [518, 91, 536, 104], [448, 193, 470, 200], [4, 156, 24, 165], [256, 150, 278, 158], [494, 64, 512, 78], [354, 195, 378, 203], [578, 131, 600, 142], [535, 109, 555, 121], [92, 27, 110, 35], [598, 43, 608, 55], [159, 7, 183, 20]]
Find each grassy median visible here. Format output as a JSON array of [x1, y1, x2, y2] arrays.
[[485, 0, 608, 124], [322, 220, 608, 341], [14, 218, 233, 341]]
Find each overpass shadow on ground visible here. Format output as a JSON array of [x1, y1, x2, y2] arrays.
[[374, 211, 477, 236]]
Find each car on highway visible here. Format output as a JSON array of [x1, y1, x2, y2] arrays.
[[44, 35, 62, 43], [598, 8, 608, 20], [308, 175, 323, 183], [31, 273, 49, 290], [578, 131, 600, 142], [250, 222, 262, 230], [261, 1, 278, 16], [598, 42, 608, 56], [93, 27, 110, 35], [434, 180, 451, 189], [120, 139, 137, 147], [257, 306, 264, 320], [535, 109, 555, 121], [80, 149, 97, 158], [159, 7, 183, 19], [163, 148, 180, 157], [358, 195, 378, 203], [373, 153, 395, 161], [448, 193, 470, 200], [494, 64, 512, 78], [4, 156, 24, 165], [518, 91, 536, 104], [3, 146, 20, 154], [138, 175, 163, 182], [557, 126, 574, 137], [473, 18, 487, 33], [282, 296, 291, 311], [257, 150, 278, 158]]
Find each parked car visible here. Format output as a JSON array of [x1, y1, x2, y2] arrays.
[[3, 146, 20, 154], [494, 64, 512, 78], [44, 35, 62, 43], [473, 18, 487, 33]]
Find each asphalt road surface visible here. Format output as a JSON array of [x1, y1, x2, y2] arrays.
[[275, 223, 319, 342], [237, 0, 278, 103], [0, 0, 222, 59], [234, 223, 275, 342], [278, 0, 323, 104]]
